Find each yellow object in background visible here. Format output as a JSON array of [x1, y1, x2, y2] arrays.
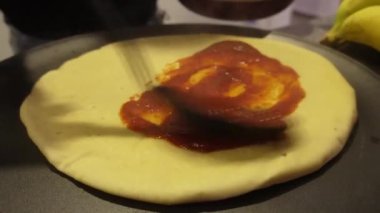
[[326, 0, 380, 51]]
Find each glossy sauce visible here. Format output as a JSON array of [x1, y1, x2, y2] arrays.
[[120, 41, 305, 152]]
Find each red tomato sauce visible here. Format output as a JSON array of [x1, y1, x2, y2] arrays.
[[120, 41, 305, 152]]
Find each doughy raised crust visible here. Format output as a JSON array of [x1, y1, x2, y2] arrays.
[[20, 34, 357, 204]]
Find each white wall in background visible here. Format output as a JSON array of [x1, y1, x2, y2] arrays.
[[0, 11, 13, 61], [294, 0, 340, 17]]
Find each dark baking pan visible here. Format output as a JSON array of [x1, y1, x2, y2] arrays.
[[0, 24, 379, 213]]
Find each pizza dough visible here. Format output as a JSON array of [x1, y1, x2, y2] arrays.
[[20, 34, 357, 204]]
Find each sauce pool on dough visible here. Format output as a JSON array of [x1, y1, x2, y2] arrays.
[[120, 41, 305, 152]]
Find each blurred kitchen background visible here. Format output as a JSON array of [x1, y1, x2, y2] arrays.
[[0, 0, 340, 61]]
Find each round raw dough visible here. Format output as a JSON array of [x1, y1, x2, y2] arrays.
[[20, 34, 357, 204]]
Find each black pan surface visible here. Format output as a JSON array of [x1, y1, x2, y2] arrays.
[[0, 25, 379, 213]]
